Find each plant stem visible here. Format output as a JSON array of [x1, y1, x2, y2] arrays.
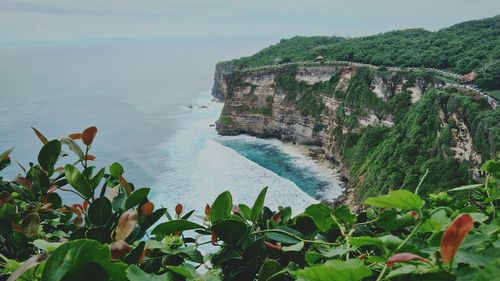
[[252, 229, 340, 246], [414, 169, 429, 195], [484, 175, 496, 219], [58, 187, 87, 201], [375, 219, 423, 281]]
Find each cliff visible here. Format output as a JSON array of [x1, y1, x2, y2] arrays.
[[213, 62, 499, 203]]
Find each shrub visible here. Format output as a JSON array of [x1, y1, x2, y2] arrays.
[[0, 127, 498, 280]]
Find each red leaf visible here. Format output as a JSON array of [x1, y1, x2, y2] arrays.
[[118, 175, 132, 195], [175, 204, 183, 215], [265, 241, 282, 251], [31, 127, 48, 144], [82, 200, 89, 211], [73, 216, 83, 226], [82, 126, 97, 146], [441, 213, 474, 264], [47, 185, 58, 194], [387, 253, 430, 267], [138, 249, 148, 265], [15, 176, 32, 189], [110, 240, 131, 260], [205, 204, 211, 217], [71, 204, 83, 217], [68, 133, 82, 140], [140, 201, 154, 216], [211, 231, 217, 245], [272, 213, 281, 223], [85, 155, 96, 161], [113, 210, 138, 241], [0, 191, 14, 205]]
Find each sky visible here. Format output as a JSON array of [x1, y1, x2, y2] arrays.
[[1, 0, 499, 46]]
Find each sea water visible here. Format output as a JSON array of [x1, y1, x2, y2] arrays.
[[0, 41, 342, 215]]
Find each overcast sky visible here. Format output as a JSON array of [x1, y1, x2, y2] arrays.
[[1, 0, 499, 46]]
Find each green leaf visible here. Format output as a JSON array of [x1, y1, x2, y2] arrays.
[[210, 191, 233, 224], [334, 205, 357, 224], [60, 137, 84, 159], [112, 192, 127, 211], [87, 197, 112, 226], [304, 203, 334, 232], [38, 140, 61, 174], [165, 264, 195, 278], [41, 239, 127, 281], [251, 187, 268, 222], [282, 241, 304, 252], [90, 168, 105, 190], [420, 209, 450, 232], [20, 213, 40, 238], [64, 164, 92, 199], [109, 162, 124, 177], [364, 189, 425, 210], [349, 236, 384, 247], [211, 247, 243, 265], [266, 228, 302, 245], [212, 219, 248, 244], [33, 239, 62, 253], [292, 259, 371, 281], [126, 265, 173, 281], [125, 188, 150, 209], [448, 184, 482, 192], [258, 259, 283, 281], [152, 220, 203, 235], [472, 258, 500, 280], [238, 204, 252, 220], [0, 204, 17, 220]]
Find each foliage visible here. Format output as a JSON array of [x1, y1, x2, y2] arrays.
[[337, 87, 499, 201], [0, 127, 499, 281], [224, 15, 500, 90]]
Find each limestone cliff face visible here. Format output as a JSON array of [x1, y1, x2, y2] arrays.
[[214, 64, 442, 159], [216, 66, 330, 145], [212, 62, 239, 101]]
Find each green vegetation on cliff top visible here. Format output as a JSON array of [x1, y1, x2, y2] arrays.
[[223, 15, 500, 90]]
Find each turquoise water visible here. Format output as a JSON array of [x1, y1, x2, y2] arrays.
[[222, 139, 337, 199], [0, 42, 341, 213]]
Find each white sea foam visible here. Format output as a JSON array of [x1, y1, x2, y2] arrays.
[[150, 91, 346, 217]]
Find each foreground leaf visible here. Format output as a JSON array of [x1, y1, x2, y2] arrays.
[[387, 252, 430, 267], [292, 259, 371, 281], [41, 239, 127, 281], [304, 203, 334, 232], [31, 127, 48, 144], [251, 187, 268, 222], [64, 164, 92, 199], [82, 126, 97, 146], [441, 213, 474, 264], [88, 197, 112, 226], [38, 140, 61, 173], [364, 189, 424, 210], [152, 220, 203, 235], [113, 210, 138, 241], [210, 191, 233, 224], [126, 265, 173, 281]]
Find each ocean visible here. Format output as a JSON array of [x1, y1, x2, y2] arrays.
[[0, 41, 342, 215]]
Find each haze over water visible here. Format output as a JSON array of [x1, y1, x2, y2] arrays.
[[0, 41, 341, 213]]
